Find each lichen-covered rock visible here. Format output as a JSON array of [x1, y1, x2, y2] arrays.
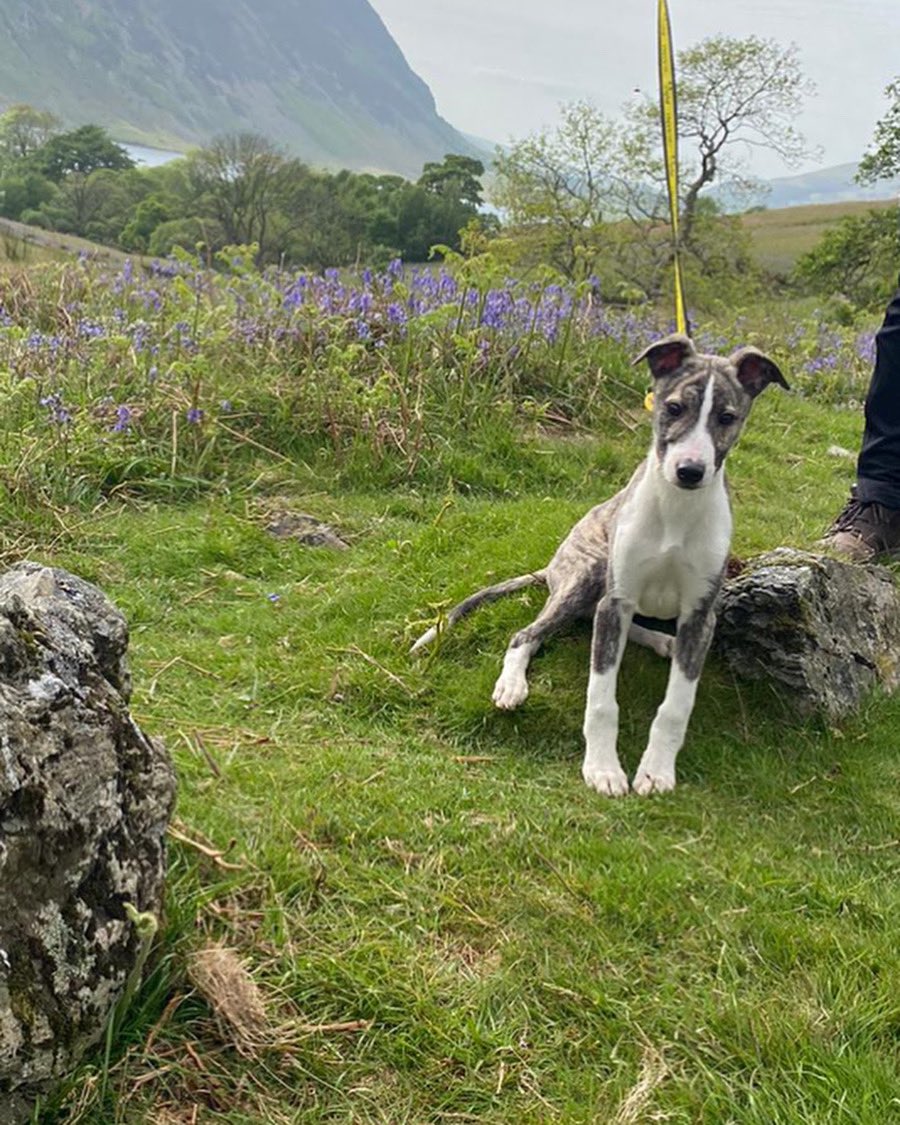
[[265, 511, 349, 550], [714, 548, 900, 718], [0, 562, 175, 1121]]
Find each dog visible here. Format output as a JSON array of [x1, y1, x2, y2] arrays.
[[411, 333, 788, 796]]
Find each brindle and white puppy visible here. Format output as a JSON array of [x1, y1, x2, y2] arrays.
[[411, 333, 788, 796]]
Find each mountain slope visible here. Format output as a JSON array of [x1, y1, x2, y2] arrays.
[[762, 163, 900, 209], [0, 0, 481, 176]]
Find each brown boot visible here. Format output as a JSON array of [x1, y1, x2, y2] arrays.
[[821, 488, 900, 562]]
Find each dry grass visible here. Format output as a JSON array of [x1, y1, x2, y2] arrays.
[[186, 945, 272, 1057], [742, 198, 896, 274]]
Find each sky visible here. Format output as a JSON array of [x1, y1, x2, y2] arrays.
[[368, 0, 900, 180]]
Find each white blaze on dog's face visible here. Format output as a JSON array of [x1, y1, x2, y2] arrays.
[[633, 334, 789, 491], [654, 367, 745, 490]]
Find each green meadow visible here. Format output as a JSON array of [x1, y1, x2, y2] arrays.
[[2, 245, 895, 1123]]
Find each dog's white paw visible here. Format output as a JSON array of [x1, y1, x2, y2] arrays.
[[492, 673, 528, 710], [628, 623, 675, 659], [632, 768, 676, 796], [649, 634, 675, 659], [582, 763, 630, 797]]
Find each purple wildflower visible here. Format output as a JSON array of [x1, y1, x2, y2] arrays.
[[40, 392, 72, 426]]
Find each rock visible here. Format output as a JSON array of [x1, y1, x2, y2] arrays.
[[266, 511, 349, 550], [0, 561, 175, 1122], [714, 548, 900, 718]]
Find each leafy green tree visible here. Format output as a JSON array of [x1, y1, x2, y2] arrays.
[[493, 36, 814, 292], [857, 78, 900, 184], [418, 154, 484, 208], [148, 216, 225, 260], [492, 101, 624, 279], [31, 166, 149, 240], [283, 170, 380, 268], [0, 104, 61, 165], [119, 194, 173, 252], [184, 133, 299, 263], [629, 35, 816, 247], [32, 125, 134, 182], [793, 207, 900, 307], [0, 170, 57, 218]]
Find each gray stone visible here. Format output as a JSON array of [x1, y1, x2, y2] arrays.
[[714, 548, 900, 718], [0, 562, 175, 1121], [265, 511, 349, 550]]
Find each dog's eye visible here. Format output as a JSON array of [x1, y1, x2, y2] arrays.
[[665, 401, 683, 418], [718, 411, 736, 426]]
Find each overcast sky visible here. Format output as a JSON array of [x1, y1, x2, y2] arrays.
[[369, 0, 899, 179]]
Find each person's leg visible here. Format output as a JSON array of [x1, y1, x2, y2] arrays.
[[823, 286, 900, 561], [856, 287, 900, 506]]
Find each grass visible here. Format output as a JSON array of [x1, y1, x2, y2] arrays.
[[20, 359, 900, 1122], [741, 199, 897, 276]]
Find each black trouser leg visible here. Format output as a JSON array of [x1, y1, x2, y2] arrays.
[[856, 288, 900, 509]]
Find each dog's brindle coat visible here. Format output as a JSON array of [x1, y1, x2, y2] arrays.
[[412, 333, 788, 796]]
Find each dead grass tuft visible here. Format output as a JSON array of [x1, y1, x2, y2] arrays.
[[186, 944, 271, 1056], [610, 1042, 669, 1125]]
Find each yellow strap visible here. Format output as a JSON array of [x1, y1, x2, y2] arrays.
[[657, 0, 687, 336]]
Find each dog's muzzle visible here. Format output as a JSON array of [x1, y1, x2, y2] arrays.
[[675, 461, 706, 489]]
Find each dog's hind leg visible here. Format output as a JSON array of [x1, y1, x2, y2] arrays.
[[492, 582, 591, 710], [628, 621, 674, 658]]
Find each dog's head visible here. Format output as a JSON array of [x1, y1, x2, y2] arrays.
[[633, 333, 789, 490]]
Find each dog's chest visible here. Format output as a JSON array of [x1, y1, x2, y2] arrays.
[[612, 487, 730, 618], [625, 549, 710, 618]]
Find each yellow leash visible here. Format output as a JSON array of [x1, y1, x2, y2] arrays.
[[646, 0, 689, 412], [658, 0, 688, 336]]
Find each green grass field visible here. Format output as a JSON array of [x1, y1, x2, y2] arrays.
[[21, 349, 900, 1122], [0, 239, 893, 1122]]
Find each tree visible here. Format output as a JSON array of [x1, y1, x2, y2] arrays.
[[492, 101, 623, 278], [630, 35, 816, 247], [418, 154, 485, 208], [0, 104, 61, 164], [148, 216, 225, 260], [34, 168, 143, 238], [491, 36, 815, 291], [119, 194, 173, 252], [0, 170, 56, 219], [184, 133, 299, 263], [857, 78, 900, 183], [793, 207, 899, 307], [32, 125, 134, 182]]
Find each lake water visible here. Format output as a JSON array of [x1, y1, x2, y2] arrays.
[[122, 143, 184, 167]]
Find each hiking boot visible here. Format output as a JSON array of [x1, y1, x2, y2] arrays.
[[820, 488, 900, 562]]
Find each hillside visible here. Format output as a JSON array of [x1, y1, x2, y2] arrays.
[[763, 162, 900, 209], [0, 0, 481, 176], [741, 197, 897, 276]]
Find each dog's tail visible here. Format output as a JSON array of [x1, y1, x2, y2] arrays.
[[410, 571, 547, 653]]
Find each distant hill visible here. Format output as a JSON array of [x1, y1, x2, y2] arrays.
[[760, 163, 900, 210], [0, 0, 483, 177]]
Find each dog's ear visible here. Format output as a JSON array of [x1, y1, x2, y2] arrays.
[[730, 347, 790, 398], [633, 333, 695, 379]]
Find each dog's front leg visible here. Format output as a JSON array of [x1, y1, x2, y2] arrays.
[[582, 595, 633, 797], [632, 595, 717, 796]]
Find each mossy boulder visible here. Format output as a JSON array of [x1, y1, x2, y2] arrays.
[[0, 562, 175, 1121], [714, 548, 900, 718]]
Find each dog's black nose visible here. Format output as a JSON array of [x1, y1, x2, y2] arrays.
[[676, 462, 705, 488]]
